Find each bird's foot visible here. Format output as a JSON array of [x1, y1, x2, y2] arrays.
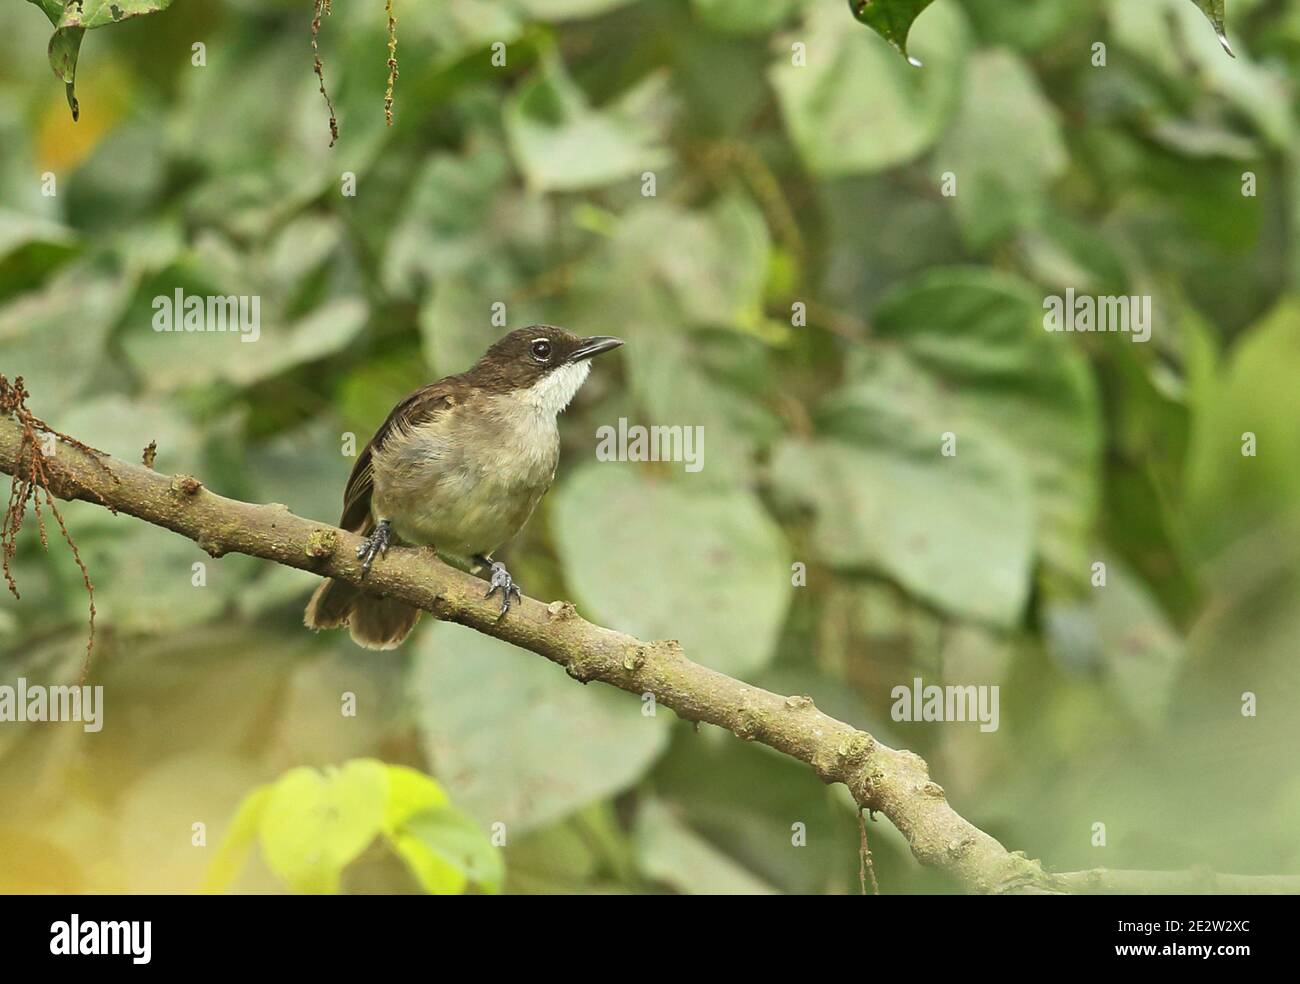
[[476, 555, 522, 616], [356, 520, 392, 578]]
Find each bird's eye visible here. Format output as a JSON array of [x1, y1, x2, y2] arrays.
[[530, 339, 552, 362]]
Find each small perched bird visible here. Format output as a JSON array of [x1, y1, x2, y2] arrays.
[[305, 326, 623, 650]]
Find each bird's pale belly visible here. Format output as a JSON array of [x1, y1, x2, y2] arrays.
[[369, 405, 558, 563]]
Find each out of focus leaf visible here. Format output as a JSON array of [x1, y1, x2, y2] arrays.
[[394, 807, 504, 894], [513, 0, 637, 19], [1109, 1, 1287, 146], [505, 50, 668, 191], [200, 784, 271, 894], [635, 798, 780, 894], [1185, 301, 1300, 553], [1043, 561, 1185, 725], [0, 267, 127, 414], [865, 268, 1101, 592], [773, 418, 1034, 627], [121, 293, 368, 392], [256, 761, 388, 895], [692, 0, 804, 35], [412, 622, 671, 831], [771, 1, 966, 175], [934, 50, 1066, 248], [553, 465, 792, 676]]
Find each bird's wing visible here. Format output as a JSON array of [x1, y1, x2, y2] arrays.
[[338, 380, 461, 531]]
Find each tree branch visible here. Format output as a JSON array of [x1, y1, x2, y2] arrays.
[[1, 408, 1294, 895]]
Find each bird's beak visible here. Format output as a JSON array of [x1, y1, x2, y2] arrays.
[[569, 336, 624, 362]]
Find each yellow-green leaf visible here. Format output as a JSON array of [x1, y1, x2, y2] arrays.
[[257, 760, 388, 894], [395, 807, 504, 894], [200, 785, 272, 894], [382, 764, 450, 833]]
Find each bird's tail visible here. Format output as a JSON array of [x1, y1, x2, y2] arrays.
[[304, 577, 423, 650]]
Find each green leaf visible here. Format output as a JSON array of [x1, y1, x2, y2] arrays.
[[201, 785, 272, 894], [257, 761, 388, 894], [382, 765, 451, 832], [933, 50, 1066, 249], [47, 27, 85, 122], [770, 1, 967, 175], [692, 0, 805, 35], [635, 799, 780, 894], [412, 622, 671, 831], [1043, 561, 1185, 726], [394, 807, 504, 894], [1185, 301, 1300, 553], [866, 268, 1101, 593], [57, 0, 176, 30], [120, 292, 369, 393], [26, 0, 64, 26], [772, 423, 1035, 627], [1188, 0, 1233, 56], [553, 466, 792, 676], [847, 0, 936, 63], [512, 0, 637, 19], [771, 269, 1101, 624], [37, 1, 175, 120], [504, 50, 669, 192]]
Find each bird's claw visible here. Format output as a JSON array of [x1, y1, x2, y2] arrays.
[[356, 520, 391, 578], [484, 561, 522, 617]]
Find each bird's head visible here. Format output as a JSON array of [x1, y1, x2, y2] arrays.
[[472, 325, 623, 414]]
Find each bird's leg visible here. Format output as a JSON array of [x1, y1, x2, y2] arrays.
[[474, 553, 522, 616], [356, 519, 392, 578]]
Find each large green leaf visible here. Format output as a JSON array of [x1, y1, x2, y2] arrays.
[[865, 268, 1101, 593], [772, 268, 1100, 624], [504, 50, 669, 192], [634, 798, 780, 894], [933, 50, 1066, 249], [1185, 301, 1300, 553], [412, 622, 671, 831], [770, 1, 967, 175], [772, 419, 1034, 627], [0, 267, 128, 415], [553, 465, 792, 676], [256, 761, 388, 895]]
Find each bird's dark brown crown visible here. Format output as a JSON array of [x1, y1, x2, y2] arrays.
[[465, 325, 588, 393]]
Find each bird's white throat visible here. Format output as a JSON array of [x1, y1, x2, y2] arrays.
[[519, 360, 592, 417]]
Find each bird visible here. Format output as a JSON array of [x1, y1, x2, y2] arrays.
[[304, 326, 623, 650]]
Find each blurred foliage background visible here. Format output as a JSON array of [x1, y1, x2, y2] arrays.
[[2, 0, 1299, 894]]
